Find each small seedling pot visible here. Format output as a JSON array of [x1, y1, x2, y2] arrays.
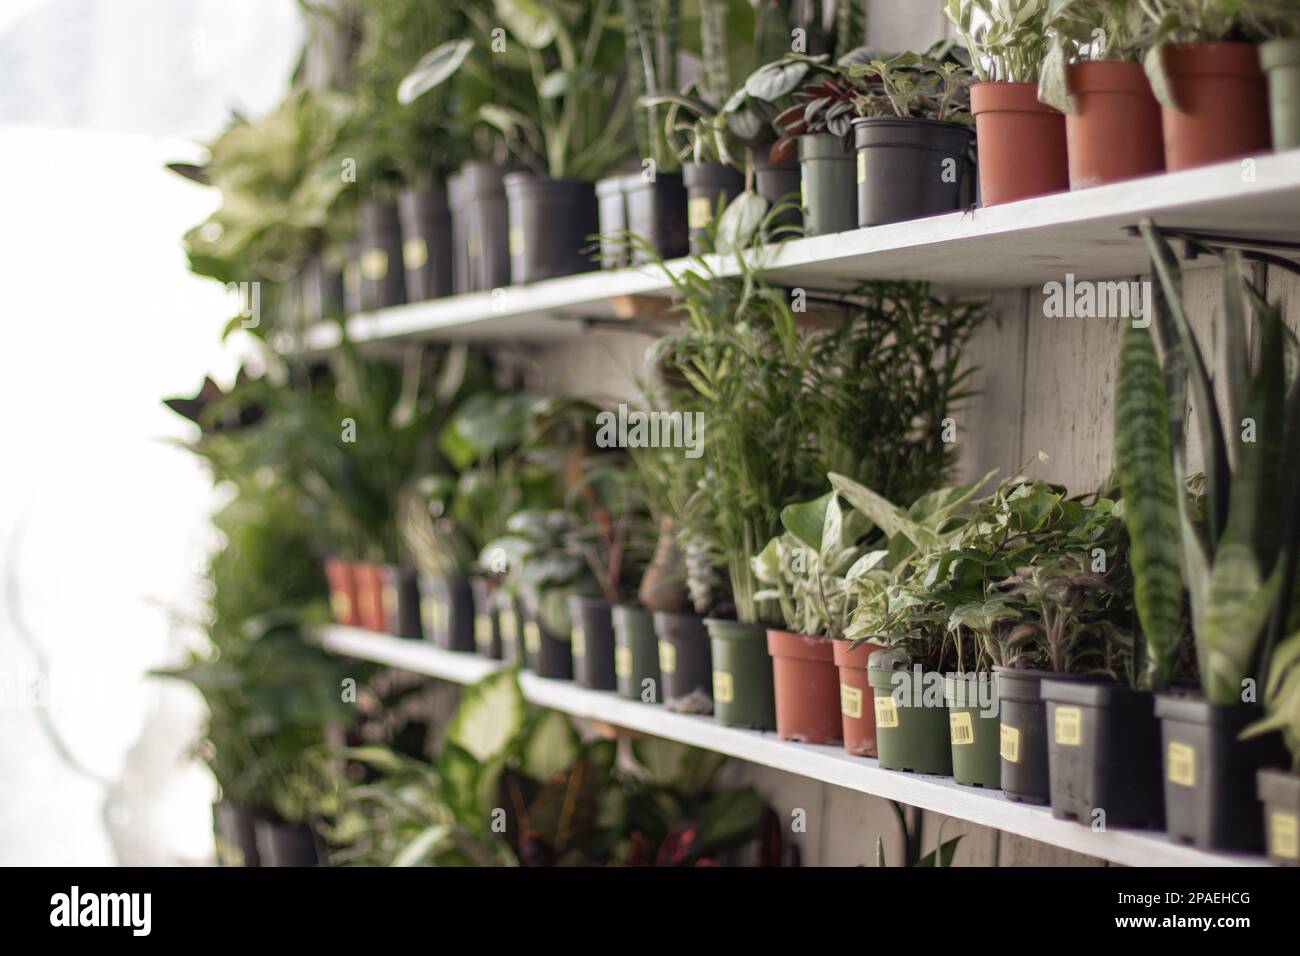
[[970, 82, 1069, 205], [380, 564, 422, 640], [397, 183, 453, 302], [323, 557, 359, 627], [1064, 60, 1164, 189], [213, 801, 260, 867], [1257, 768, 1300, 866], [682, 161, 744, 254], [455, 161, 526, 292], [504, 174, 599, 283], [754, 152, 802, 230], [851, 117, 973, 226], [653, 610, 713, 714], [943, 673, 1000, 788], [705, 619, 777, 730], [797, 133, 857, 235], [1155, 694, 1289, 850], [595, 175, 629, 269], [352, 562, 387, 633], [253, 818, 321, 867], [497, 593, 527, 666], [624, 171, 689, 262], [1043, 680, 1163, 829], [569, 594, 617, 691], [832, 639, 886, 756], [1261, 39, 1300, 152], [1159, 43, 1270, 171], [358, 199, 407, 311], [994, 667, 1094, 803], [767, 630, 841, 744], [867, 659, 951, 775], [470, 576, 502, 659], [612, 604, 661, 703], [418, 572, 474, 651]]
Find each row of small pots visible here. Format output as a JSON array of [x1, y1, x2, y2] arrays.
[[212, 801, 323, 867]]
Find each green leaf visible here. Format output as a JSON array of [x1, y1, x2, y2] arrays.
[[1143, 43, 1176, 109], [715, 191, 768, 253], [743, 59, 810, 102], [780, 492, 834, 552], [495, 0, 558, 49], [445, 669, 527, 762], [830, 473, 940, 554], [521, 710, 581, 781], [1036, 38, 1069, 113], [397, 39, 474, 105]]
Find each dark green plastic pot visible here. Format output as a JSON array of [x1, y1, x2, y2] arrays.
[[682, 161, 743, 254], [943, 674, 1000, 788], [612, 604, 661, 703], [868, 662, 952, 775], [705, 619, 776, 730], [797, 134, 857, 236], [1262, 39, 1300, 151]]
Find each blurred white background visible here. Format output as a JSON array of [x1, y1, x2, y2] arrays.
[[0, 0, 303, 865]]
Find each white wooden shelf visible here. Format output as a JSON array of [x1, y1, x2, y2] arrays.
[[319, 625, 1270, 868], [296, 152, 1300, 350]]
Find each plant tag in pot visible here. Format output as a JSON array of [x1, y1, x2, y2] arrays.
[[713, 671, 734, 703], [572, 626, 586, 658], [1271, 813, 1299, 861], [1167, 741, 1196, 787], [841, 684, 862, 718], [950, 711, 975, 745], [524, 620, 541, 654], [688, 197, 712, 230], [361, 248, 388, 280], [403, 237, 428, 270], [874, 695, 898, 728], [1000, 724, 1020, 762], [615, 645, 631, 678], [659, 640, 676, 674]]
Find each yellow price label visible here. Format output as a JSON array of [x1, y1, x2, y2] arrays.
[[840, 684, 862, 719], [571, 626, 586, 658], [330, 591, 352, 622], [524, 620, 541, 654], [658, 639, 676, 674], [474, 614, 494, 648], [360, 248, 388, 281], [508, 226, 524, 257], [499, 612, 516, 642], [614, 645, 631, 678], [874, 695, 899, 729], [403, 237, 428, 270], [420, 598, 442, 636], [856, 150, 866, 184], [1269, 811, 1299, 861], [950, 711, 975, 746], [688, 196, 712, 230], [1167, 741, 1196, 787], [1054, 706, 1082, 746], [712, 670, 734, 703], [1000, 724, 1021, 763]]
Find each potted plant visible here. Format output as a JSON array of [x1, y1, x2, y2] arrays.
[[847, 45, 975, 225], [945, 0, 1069, 204], [1246, 630, 1300, 865], [1138, 0, 1273, 170], [1258, 3, 1300, 150], [1037, 0, 1165, 188]]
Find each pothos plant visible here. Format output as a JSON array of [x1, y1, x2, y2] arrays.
[[1036, 0, 1160, 112], [945, 0, 1055, 84]]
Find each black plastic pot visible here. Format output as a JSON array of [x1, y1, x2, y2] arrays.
[[380, 564, 422, 639], [1042, 680, 1163, 829], [996, 667, 1094, 804], [398, 184, 453, 302], [1155, 695, 1289, 851], [612, 604, 661, 703], [851, 117, 974, 226], [595, 175, 629, 269], [212, 801, 260, 867], [754, 152, 802, 231], [504, 174, 599, 283], [470, 576, 502, 659], [624, 171, 689, 263], [455, 161, 525, 292], [523, 602, 573, 680], [652, 610, 713, 714], [498, 594, 526, 666], [418, 572, 475, 651], [358, 199, 407, 311], [344, 240, 362, 315], [253, 818, 321, 867], [682, 161, 744, 255], [1258, 769, 1300, 866], [797, 134, 856, 236], [300, 252, 345, 326], [570, 594, 617, 691]]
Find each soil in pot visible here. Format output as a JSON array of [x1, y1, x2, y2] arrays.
[[1155, 695, 1289, 851], [706, 619, 776, 730], [418, 572, 475, 651], [1261, 39, 1300, 152], [832, 639, 885, 756], [213, 801, 260, 867], [625, 171, 689, 262], [324, 557, 359, 627], [1160, 43, 1270, 171], [1258, 769, 1300, 866], [398, 184, 453, 302], [797, 134, 857, 235], [970, 82, 1069, 205], [470, 576, 502, 660], [767, 630, 841, 744], [653, 611, 713, 714], [595, 175, 629, 269], [851, 117, 973, 226], [995, 667, 1095, 803], [570, 595, 617, 691], [682, 161, 744, 254], [352, 562, 387, 632], [1065, 60, 1165, 188], [380, 564, 422, 639], [498, 594, 526, 666], [613, 604, 661, 703], [754, 152, 802, 231], [1043, 679, 1163, 829], [524, 610, 573, 680], [504, 174, 599, 283], [943, 673, 1000, 788], [358, 199, 407, 311], [253, 818, 322, 867], [867, 661, 951, 775], [457, 161, 527, 292]]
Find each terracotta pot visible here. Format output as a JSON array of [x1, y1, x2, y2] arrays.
[[1160, 43, 1270, 172], [1065, 60, 1165, 188], [970, 82, 1068, 205], [323, 558, 359, 626], [1261, 39, 1300, 151], [767, 630, 842, 744], [832, 639, 885, 756], [352, 562, 387, 632]]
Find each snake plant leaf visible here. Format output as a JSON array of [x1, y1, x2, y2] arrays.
[[397, 38, 475, 105], [1221, 251, 1251, 466], [1115, 324, 1184, 691]]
